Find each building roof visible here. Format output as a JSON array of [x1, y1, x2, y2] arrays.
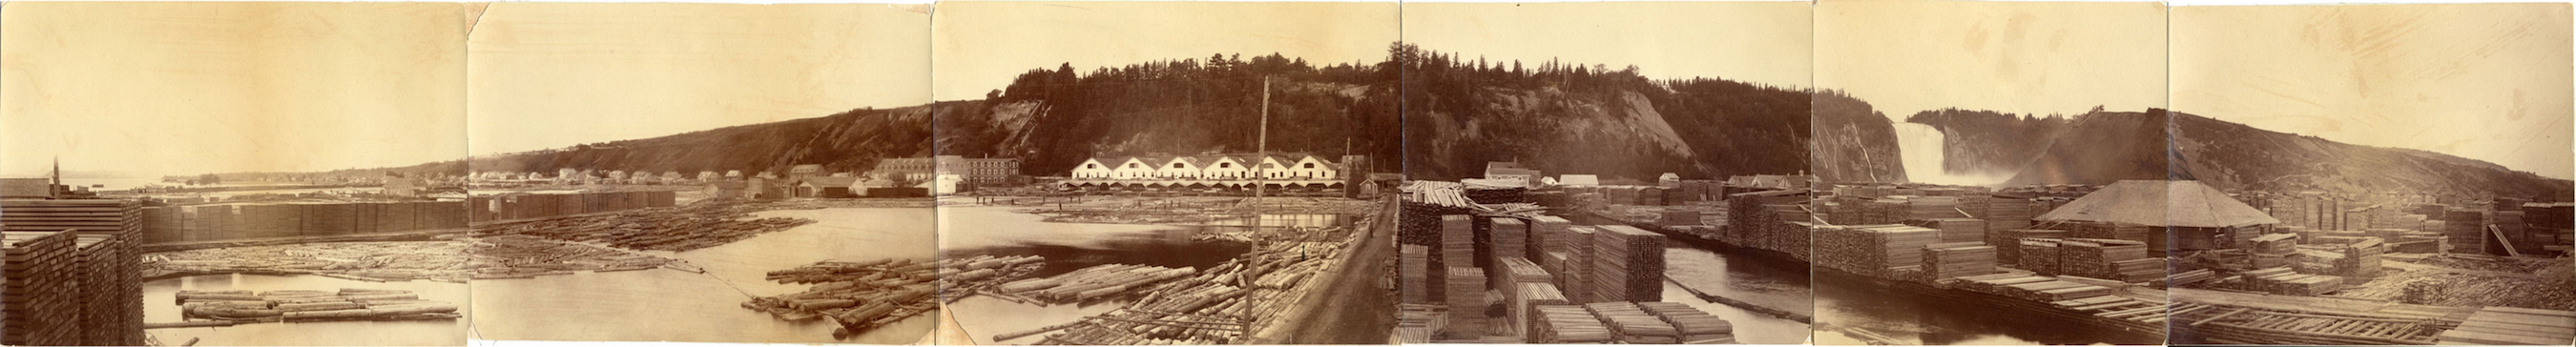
[[2035, 180, 2281, 228], [789, 164, 825, 174]]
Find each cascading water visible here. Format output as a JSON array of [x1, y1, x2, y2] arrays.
[[1893, 122, 2005, 186]]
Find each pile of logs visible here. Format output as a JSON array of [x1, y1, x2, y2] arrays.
[[467, 235, 674, 280], [177, 288, 457, 322], [1007, 218, 1363, 345], [740, 258, 939, 337], [473, 202, 816, 252], [989, 264, 1196, 304]]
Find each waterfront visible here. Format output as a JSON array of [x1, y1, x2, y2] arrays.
[[468, 207, 936, 343], [1657, 245, 1817, 344]]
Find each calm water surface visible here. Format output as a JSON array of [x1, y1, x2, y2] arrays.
[[468, 206, 938, 344]]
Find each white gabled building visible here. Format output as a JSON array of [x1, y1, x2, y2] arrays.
[[1071, 158, 1117, 179], [1201, 156, 1250, 179], [1067, 153, 1345, 183], [1109, 157, 1158, 179]]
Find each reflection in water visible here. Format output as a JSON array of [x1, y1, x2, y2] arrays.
[[142, 274, 468, 346], [470, 207, 936, 344], [937, 206, 1343, 344], [1659, 246, 1817, 344]]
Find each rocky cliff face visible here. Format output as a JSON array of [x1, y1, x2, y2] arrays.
[[1810, 91, 1905, 183], [1895, 107, 2571, 198]]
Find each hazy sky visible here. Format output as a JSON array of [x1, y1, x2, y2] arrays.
[[2175, 4, 2574, 179], [931, 1, 1399, 101], [1402, 2, 1812, 89], [1, 2, 469, 177], [1817, 0, 2169, 122], [467, 3, 931, 156]]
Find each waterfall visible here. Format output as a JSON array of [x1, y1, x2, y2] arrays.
[[1893, 123, 2005, 186]]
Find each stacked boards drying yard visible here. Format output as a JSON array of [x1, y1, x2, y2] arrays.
[[1, 198, 146, 346]]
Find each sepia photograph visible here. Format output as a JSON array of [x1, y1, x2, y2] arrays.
[[1809, 0, 2173, 344], [1389, 1, 1817, 345], [2163, 4, 2576, 345], [460, 2, 939, 344], [2, 2, 474, 346], [928, 1, 1402, 345], [4, 1, 2575, 346]]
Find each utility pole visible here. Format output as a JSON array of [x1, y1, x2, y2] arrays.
[[1256, 76, 1271, 203]]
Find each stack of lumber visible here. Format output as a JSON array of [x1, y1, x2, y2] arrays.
[[2335, 238, 2385, 278], [2057, 238, 2154, 282], [1444, 267, 1488, 335], [1509, 282, 1568, 339], [1401, 245, 1429, 304], [1636, 302, 1735, 344], [1489, 217, 1527, 266], [2243, 267, 2343, 296], [1991, 229, 2067, 266], [1589, 226, 1666, 302], [1564, 227, 1598, 303], [1398, 198, 1472, 247], [3, 231, 78, 346], [1985, 197, 2038, 233], [2249, 233, 2299, 254], [1529, 216, 1572, 260], [1915, 218, 1988, 244], [1722, 191, 1814, 261], [1955, 274, 2114, 301], [2067, 222, 2154, 244], [1922, 242, 1999, 280], [2020, 238, 2064, 276], [1905, 196, 1967, 219], [1531, 305, 1612, 343], [1495, 256, 1551, 297], [1583, 302, 1681, 343], [2442, 209, 2484, 254], [2435, 307, 2576, 345], [2165, 269, 2216, 288], [2493, 211, 2530, 254], [1814, 224, 1940, 277], [1440, 215, 1475, 274]]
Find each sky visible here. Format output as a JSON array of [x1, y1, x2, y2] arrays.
[[930, 1, 1400, 101], [2174, 4, 2575, 179], [1, 2, 470, 178], [467, 3, 931, 157], [1816, 0, 2170, 122], [1401, 2, 1812, 89]]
